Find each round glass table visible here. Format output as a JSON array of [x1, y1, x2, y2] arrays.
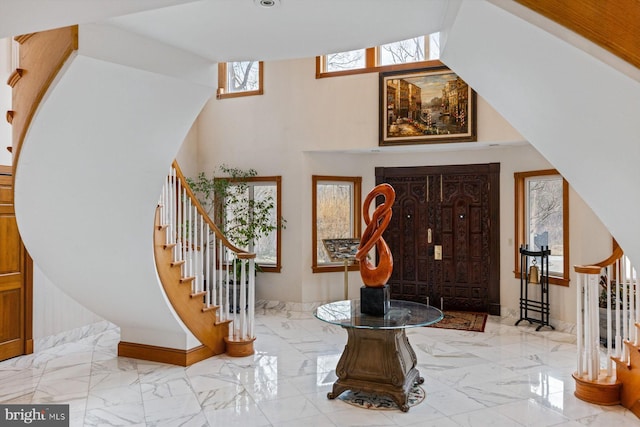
[[314, 299, 443, 411]]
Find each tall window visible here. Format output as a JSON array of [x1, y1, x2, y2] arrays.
[[312, 176, 362, 272], [514, 170, 569, 286], [217, 61, 264, 99], [223, 176, 282, 272], [317, 33, 440, 78]]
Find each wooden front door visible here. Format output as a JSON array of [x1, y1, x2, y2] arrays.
[[0, 166, 32, 361], [376, 164, 500, 315]]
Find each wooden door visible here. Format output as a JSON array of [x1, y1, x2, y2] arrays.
[[0, 166, 32, 361], [376, 164, 500, 314]]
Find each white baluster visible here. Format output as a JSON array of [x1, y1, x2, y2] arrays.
[[191, 204, 197, 293], [188, 198, 193, 284], [227, 250, 233, 332], [240, 258, 247, 339], [585, 273, 592, 379], [169, 169, 174, 258], [615, 259, 622, 358], [630, 263, 637, 345], [576, 272, 583, 376], [232, 254, 237, 336], [177, 185, 183, 268], [199, 212, 204, 296], [248, 257, 255, 339], [635, 265, 639, 345], [592, 274, 600, 379], [219, 240, 225, 320], [623, 257, 629, 362], [183, 193, 188, 276], [205, 223, 211, 308], [605, 265, 612, 377]]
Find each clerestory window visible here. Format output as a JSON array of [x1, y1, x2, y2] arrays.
[[217, 61, 264, 99], [316, 33, 441, 78]]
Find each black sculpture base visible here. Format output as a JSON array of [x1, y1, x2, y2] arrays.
[[360, 285, 390, 316]]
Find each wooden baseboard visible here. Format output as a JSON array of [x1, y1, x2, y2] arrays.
[[118, 341, 217, 366]]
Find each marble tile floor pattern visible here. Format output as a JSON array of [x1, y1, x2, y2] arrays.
[[2, 309, 640, 427]]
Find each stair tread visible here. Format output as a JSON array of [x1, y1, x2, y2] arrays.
[[180, 276, 195, 283], [171, 260, 185, 267], [190, 291, 207, 298]]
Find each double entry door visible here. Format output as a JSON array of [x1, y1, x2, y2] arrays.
[[376, 164, 500, 314]]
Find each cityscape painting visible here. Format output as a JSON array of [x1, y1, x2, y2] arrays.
[[379, 67, 476, 145]]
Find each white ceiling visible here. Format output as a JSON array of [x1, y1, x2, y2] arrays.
[[0, 0, 193, 39], [2, 0, 449, 63]]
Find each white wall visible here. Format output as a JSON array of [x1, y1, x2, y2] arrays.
[[33, 265, 104, 342], [190, 56, 613, 324]]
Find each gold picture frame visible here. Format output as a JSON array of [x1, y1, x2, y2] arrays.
[[380, 66, 477, 145]]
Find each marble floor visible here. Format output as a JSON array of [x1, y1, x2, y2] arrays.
[[1, 308, 640, 427]]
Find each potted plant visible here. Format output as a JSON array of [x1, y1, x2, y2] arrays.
[[598, 275, 632, 347]]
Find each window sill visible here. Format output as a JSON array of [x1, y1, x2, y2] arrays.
[[216, 89, 263, 100], [312, 264, 360, 273]]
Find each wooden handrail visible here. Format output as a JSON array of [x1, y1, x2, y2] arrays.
[[574, 265, 602, 275], [10, 26, 78, 177], [171, 160, 253, 258], [574, 246, 624, 274]]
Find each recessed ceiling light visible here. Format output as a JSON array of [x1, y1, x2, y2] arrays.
[[255, 0, 279, 8]]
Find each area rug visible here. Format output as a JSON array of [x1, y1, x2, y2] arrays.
[[338, 385, 425, 410], [427, 310, 487, 332]]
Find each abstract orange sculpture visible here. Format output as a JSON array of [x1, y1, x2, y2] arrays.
[[355, 183, 395, 287]]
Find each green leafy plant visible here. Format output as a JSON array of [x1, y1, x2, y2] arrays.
[[186, 164, 283, 252], [598, 276, 635, 309]]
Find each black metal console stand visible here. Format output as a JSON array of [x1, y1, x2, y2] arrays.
[[516, 245, 554, 331]]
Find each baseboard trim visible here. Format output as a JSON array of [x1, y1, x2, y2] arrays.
[[118, 341, 216, 366]]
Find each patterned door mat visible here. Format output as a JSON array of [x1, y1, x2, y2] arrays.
[[338, 385, 425, 410], [427, 310, 487, 332]]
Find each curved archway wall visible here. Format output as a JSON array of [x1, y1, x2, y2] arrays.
[[185, 52, 613, 326]]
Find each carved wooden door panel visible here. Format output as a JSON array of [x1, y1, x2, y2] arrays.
[[0, 167, 32, 361], [376, 164, 500, 314]]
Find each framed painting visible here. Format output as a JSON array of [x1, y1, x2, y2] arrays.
[[379, 67, 476, 145], [322, 238, 360, 262]]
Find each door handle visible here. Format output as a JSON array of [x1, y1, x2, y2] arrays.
[[434, 245, 442, 260]]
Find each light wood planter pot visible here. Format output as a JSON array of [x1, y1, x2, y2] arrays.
[[224, 337, 255, 357]]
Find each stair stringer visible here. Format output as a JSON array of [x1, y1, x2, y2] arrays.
[[614, 327, 640, 415], [153, 208, 230, 355]]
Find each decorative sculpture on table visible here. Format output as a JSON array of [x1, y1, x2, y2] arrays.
[[355, 183, 395, 315]]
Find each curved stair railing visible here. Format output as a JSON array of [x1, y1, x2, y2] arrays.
[[155, 161, 257, 357], [573, 246, 640, 416], [9, 25, 256, 362]]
